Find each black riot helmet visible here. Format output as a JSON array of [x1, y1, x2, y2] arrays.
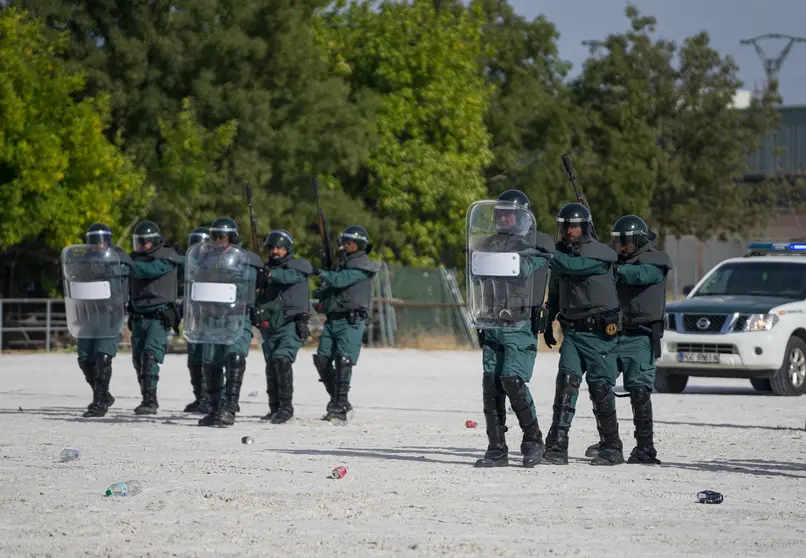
[[86, 223, 113, 247], [132, 220, 163, 251], [611, 215, 649, 255], [264, 229, 295, 256], [210, 217, 239, 244], [556, 203, 592, 244], [495, 189, 533, 235], [188, 226, 210, 248], [340, 225, 371, 254]]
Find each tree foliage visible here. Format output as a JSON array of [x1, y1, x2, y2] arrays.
[[0, 8, 145, 251]]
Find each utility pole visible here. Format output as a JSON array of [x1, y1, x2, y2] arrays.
[[740, 34, 806, 97]]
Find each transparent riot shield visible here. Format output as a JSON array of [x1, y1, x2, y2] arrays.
[[183, 243, 251, 344], [61, 245, 126, 339], [465, 200, 537, 329]]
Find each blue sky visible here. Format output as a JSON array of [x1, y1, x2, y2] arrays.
[[509, 0, 806, 105]]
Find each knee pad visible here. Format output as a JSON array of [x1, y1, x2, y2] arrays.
[[313, 354, 331, 372], [141, 350, 157, 374], [481, 373, 497, 396], [227, 353, 246, 371], [95, 352, 113, 367], [556, 370, 581, 391], [587, 380, 615, 410], [499, 376, 525, 398], [336, 354, 352, 370], [628, 385, 651, 407]]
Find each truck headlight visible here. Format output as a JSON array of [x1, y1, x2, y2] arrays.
[[744, 313, 779, 332]]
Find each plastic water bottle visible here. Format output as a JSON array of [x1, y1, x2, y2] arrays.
[[105, 480, 143, 497], [59, 449, 81, 462]]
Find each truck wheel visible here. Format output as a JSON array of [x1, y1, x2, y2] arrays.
[[770, 337, 806, 396], [749, 378, 772, 392], [654, 371, 688, 394]]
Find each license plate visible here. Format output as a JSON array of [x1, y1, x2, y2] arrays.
[[678, 352, 720, 364]]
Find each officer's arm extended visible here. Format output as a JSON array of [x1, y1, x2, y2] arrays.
[[318, 269, 370, 288], [617, 264, 665, 286], [130, 259, 177, 278], [549, 252, 609, 275], [519, 253, 550, 278], [267, 268, 307, 285]]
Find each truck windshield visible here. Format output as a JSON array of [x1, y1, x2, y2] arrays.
[[694, 262, 806, 299]]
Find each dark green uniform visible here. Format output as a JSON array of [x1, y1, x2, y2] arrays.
[[471, 190, 557, 469], [70, 223, 133, 418], [254, 231, 314, 424], [313, 226, 380, 423], [596, 217, 672, 464], [129, 221, 184, 415], [543, 203, 624, 466]]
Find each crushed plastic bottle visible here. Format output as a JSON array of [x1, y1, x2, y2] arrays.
[[59, 449, 81, 462], [105, 480, 143, 497], [696, 490, 723, 504]]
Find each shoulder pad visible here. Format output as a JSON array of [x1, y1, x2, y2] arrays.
[[534, 232, 556, 253], [578, 240, 617, 263], [286, 257, 314, 275], [246, 251, 264, 269], [636, 249, 673, 270], [153, 247, 183, 264], [347, 254, 381, 274]]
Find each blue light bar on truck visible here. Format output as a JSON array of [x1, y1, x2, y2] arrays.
[[746, 242, 806, 254]]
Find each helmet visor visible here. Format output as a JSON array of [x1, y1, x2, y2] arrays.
[[611, 231, 638, 254], [86, 230, 112, 246], [189, 232, 209, 246], [132, 232, 160, 249], [556, 216, 587, 243]]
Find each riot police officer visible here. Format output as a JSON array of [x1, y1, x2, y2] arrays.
[[467, 190, 556, 468], [253, 230, 314, 424], [543, 203, 624, 466], [63, 223, 133, 417], [312, 225, 380, 423], [198, 217, 264, 427], [584, 215, 672, 464], [183, 226, 211, 414], [129, 220, 184, 415]]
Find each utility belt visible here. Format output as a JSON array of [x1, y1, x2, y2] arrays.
[[329, 309, 369, 325], [622, 320, 664, 357], [128, 303, 181, 334], [559, 310, 622, 337]]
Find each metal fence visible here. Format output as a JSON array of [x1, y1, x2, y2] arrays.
[[0, 265, 479, 353]]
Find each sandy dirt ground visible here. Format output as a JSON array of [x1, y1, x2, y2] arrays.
[[1, 349, 805, 557]]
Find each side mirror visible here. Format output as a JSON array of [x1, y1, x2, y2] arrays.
[[682, 285, 694, 296]]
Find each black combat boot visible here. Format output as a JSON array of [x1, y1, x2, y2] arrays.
[[184, 357, 210, 414], [627, 386, 661, 464], [475, 373, 509, 467], [199, 364, 225, 427], [585, 428, 605, 458], [325, 356, 353, 423], [271, 358, 294, 424], [260, 362, 279, 421], [83, 353, 114, 417], [543, 371, 580, 465], [588, 381, 625, 466], [219, 354, 246, 427], [500, 376, 544, 468], [134, 352, 159, 415]]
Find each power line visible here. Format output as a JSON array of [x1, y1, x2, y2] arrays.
[[740, 34, 806, 96]]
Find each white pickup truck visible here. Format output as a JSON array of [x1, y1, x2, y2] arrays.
[[656, 242, 806, 396]]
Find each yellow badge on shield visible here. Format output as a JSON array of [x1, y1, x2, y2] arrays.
[[605, 323, 618, 336]]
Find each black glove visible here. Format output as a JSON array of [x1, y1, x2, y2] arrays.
[[476, 329, 485, 348], [296, 316, 310, 342], [543, 324, 557, 349], [127, 315, 133, 332]]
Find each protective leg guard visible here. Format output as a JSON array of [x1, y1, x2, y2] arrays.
[[325, 355, 353, 423], [313, 354, 334, 397], [219, 353, 246, 427], [78, 359, 96, 412], [474, 373, 509, 468], [544, 371, 580, 465], [199, 364, 225, 427], [134, 351, 159, 415], [260, 361, 279, 421], [184, 357, 210, 414], [500, 376, 544, 468], [270, 358, 294, 424], [83, 353, 114, 418], [627, 386, 660, 464], [588, 381, 624, 466]]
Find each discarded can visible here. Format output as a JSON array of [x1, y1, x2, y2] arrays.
[[330, 466, 347, 479], [697, 490, 723, 504], [465, 420, 477, 428], [241, 436, 253, 445]]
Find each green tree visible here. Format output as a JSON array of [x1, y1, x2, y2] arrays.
[[322, 0, 493, 266], [0, 8, 145, 251]]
